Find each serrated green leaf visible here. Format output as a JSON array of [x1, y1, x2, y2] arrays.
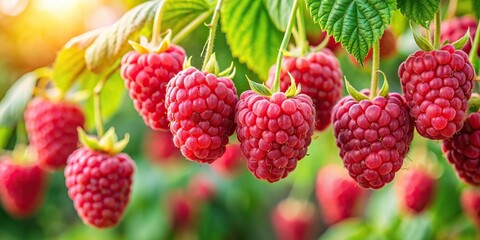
[[85, 0, 212, 73], [397, 0, 440, 28], [222, 0, 283, 80], [248, 79, 272, 97], [0, 72, 38, 127], [306, 0, 396, 66], [452, 29, 470, 50], [264, 0, 293, 31]]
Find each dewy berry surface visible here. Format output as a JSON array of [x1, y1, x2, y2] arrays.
[[65, 147, 135, 228], [235, 91, 315, 183], [442, 112, 480, 185], [332, 92, 414, 189], [165, 67, 238, 163], [25, 98, 85, 171], [398, 44, 475, 140], [0, 158, 46, 218], [440, 16, 479, 56], [397, 169, 436, 214], [121, 45, 186, 130], [266, 49, 343, 131]]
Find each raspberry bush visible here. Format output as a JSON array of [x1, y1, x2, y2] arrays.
[[0, 0, 480, 239]]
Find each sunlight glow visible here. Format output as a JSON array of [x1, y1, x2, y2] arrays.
[[34, 0, 80, 13]]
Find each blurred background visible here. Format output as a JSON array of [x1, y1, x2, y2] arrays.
[[0, 0, 479, 239]]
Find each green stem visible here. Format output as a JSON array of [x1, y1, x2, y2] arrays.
[[469, 19, 480, 64], [425, 28, 431, 45], [433, 10, 441, 49], [296, 2, 307, 55], [151, 0, 166, 46], [446, 0, 457, 20], [201, 0, 225, 71], [272, 0, 300, 93], [172, 10, 213, 44], [93, 68, 117, 137], [370, 41, 380, 98], [15, 121, 27, 145]]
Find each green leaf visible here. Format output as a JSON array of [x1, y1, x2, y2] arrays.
[[319, 219, 371, 240], [0, 72, 38, 127], [247, 78, 272, 96], [306, 0, 396, 66], [85, 0, 212, 73], [264, 0, 293, 31], [397, 0, 440, 28], [474, 0, 480, 19], [0, 127, 12, 150], [222, 0, 283, 80]]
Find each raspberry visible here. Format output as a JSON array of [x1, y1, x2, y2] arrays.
[[167, 190, 196, 230], [461, 188, 480, 227], [120, 45, 186, 130], [332, 92, 414, 189], [442, 112, 480, 185], [187, 174, 216, 202], [396, 169, 436, 214], [271, 199, 316, 240], [143, 130, 180, 164], [307, 31, 341, 53], [210, 143, 244, 177], [398, 44, 475, 139], [65, 147, 135, 228], [440, 16, 479, 57], [165, 67, 238, 163], [266, 49, 343, 131], [25, 98, 85, 171], [235, 91, 315, 182], [315, 164, 366, 224], [0, 157, 46, 218]]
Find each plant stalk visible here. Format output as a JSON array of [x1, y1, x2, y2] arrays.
[[296, 2, 308, 55], [370, 41, 380, 98], [201, 0, 225, 71], [93, 68, 117, 137], [469, 19, 480, 64], [151, 0, 166, 46], [272, 0, 300, 93], [433, 10, 441, 49], [172, 10, 214, 44]]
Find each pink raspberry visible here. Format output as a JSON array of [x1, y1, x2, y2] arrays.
[[266, 49, 343, 131], [143, 130, 180, 164], [398, 44, 475, 139], [210, 143, 244, 177], [396, 169, 436, 214], [65, 147, 135, 228], [271, 199, 316, 240], [167, 190, 196, 230], [0, 157, 46, 218], [332, 92, 414, 189], [316, 164, 366, 224], [165, 67, 238, 163], [120, 45, 185, 130], [442, 112, 480, 185], [307, 31, 341, 53], [25, 97, 85, 171], [461, 188, 480, 227], [440, 16, 479, 56], [187, 174, 216, 202], [235, 91, 315, 182]]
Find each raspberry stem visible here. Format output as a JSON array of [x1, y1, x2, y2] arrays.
[[93, 69, 116, 137], [151, 0, 166, 47], [370, 41, 380, 98], [201, 0, 225, 72], [295, 3, 308, 56], [433, 11, 441, 49], [172, 10, 214, 44], [271, 0, 300, 93], [469, 19, 480, 65]]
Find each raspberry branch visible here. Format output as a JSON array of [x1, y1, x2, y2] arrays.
[[93, 69, 115, 137], [271, 0, 300, 93], [469, 19, 480, 65], [295, 3, 308, 56], [172, 10, 214, 44], [370, 41, 380, 98], [433, 11, 441, 49], [201, 0, 225, 72], [151, 0, 166, 47]]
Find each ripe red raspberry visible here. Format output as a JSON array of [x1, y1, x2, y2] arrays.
[[65, 147, 135, 228], [266, 49, 343, 131], [120, 45, 185, 130], [143, 130, 180, 164], [271, 199, 316, 240], [396, 169, 436, 214], [461, 188, 480, 227], [440, 16, 479, 56], [235, 91, 315, 182], [165, 67, 238, 163], [316, 164, 366, 224], [25, 98, 85, 171], [398, 44, 475, 139], [0, 157, 46, 218], [307, 31, 341, 53], [332, 92, 414, 189], [210, 143, 244, 177], [442, 112, 480, 185]]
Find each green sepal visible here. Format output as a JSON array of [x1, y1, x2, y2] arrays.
[[451, 29, 470, 50], [78, 127, 130, 155], [468, 93, 480, 113], [128, 30, 172, 54], [183, 56, 193, 70], [410, 22, 434, 51], [204, 53, 220, 75], [345, 78, 369, 102], [247, 76, 272, 97], [285, 72, 301, 98], [378, 71, 389, 97], [218, 62, 236, 79]]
